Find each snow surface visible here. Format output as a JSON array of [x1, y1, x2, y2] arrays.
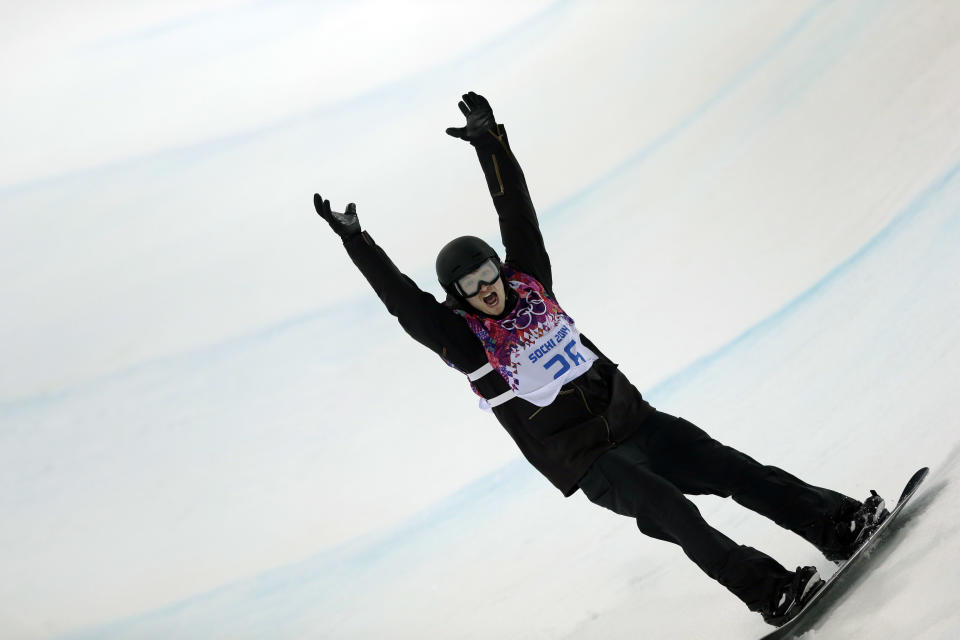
[[1, 1, 959, 638]]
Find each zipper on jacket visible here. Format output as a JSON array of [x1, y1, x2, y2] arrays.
[[528, 389, 574, 420], [572, 382, 614, 444], [490, 155, 505, 196]]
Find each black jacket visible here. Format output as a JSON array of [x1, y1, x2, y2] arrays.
[[342, 124, 652, 495]]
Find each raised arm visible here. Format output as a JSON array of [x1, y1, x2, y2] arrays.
[[446, 92, 553, 291], [313, 195, 487, 372]]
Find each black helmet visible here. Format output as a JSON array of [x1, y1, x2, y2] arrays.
[[436, 235, 501, 298]]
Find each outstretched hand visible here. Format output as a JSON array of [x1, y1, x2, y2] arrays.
[[445, 91, 498, 142], [314, 194, 361, 240]]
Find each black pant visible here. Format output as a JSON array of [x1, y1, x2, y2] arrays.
[[578, 411, 856, 611]]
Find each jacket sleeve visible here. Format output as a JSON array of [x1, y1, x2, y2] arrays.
[[471, 124, 553, 291], [342, 231, 488, 373]]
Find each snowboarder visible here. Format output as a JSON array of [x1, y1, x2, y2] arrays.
[[312, 91, 888, 627]]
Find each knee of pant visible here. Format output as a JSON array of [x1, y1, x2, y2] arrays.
[[633, 492, 701, 541], [635, 514, 674, 542]]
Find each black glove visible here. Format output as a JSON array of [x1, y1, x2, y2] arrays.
[[445, 91, 498, 143], [314, 194, 361, 240]]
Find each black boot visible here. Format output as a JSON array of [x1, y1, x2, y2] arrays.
[[761, 566, 825, 626], [820, 490, 890, 563]]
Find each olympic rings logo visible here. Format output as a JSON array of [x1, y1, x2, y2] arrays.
[[501, 290, 549, 331]]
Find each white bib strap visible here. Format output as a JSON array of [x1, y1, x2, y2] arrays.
[[467, 362, 494, 381], [486, 389, 516, 407]]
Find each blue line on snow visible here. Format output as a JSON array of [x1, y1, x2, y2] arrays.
[[0, 0, 574, 199], [545, 0, 832, 222], [650, 158, 960, 399]]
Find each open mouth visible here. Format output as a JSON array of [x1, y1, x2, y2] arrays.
[[482, 292, 499, 307]]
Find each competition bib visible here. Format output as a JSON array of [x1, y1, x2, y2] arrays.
[[454, 268, 597, 409], [510, 308, 597, 406]]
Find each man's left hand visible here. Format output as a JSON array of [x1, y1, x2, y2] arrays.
[[445, 91, 498, 143]]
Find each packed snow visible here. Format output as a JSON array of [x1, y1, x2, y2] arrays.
[[1, 1, 959, 638]]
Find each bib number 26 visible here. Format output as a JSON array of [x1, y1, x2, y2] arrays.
[[544, 341, 587, 379]]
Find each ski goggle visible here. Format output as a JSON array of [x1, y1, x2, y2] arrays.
[[455, 258, 501, 298]]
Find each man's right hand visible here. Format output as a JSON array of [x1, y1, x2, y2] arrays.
[[314, 194, 361, 240], [445, 91, 498, 143]]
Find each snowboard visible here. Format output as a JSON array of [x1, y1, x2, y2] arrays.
[[759, 466, 929, 640]]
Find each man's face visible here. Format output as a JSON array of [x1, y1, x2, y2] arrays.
[[465, 275, 507, 315]]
